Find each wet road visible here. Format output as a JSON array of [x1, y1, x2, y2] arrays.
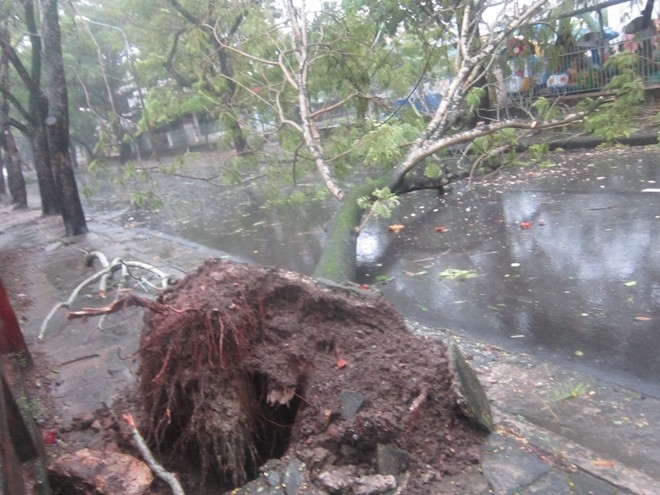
[[358, 148, 660, 396], [80, 147, 660, 396]]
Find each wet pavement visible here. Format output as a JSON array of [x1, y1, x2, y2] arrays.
[[2, 188, 660, 494], [359, 148, 660, 398], [2, 145, 658, 494], [80, 147, 660, 398]]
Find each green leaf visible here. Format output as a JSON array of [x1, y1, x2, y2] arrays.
[[424, 163, 441, 178], [466, 87, 486, 112], [438, 268, 478, 280]]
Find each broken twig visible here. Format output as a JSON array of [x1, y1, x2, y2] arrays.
[[38, 251, 173, 340], [123, 413, 186, 495], [66, 294, 178, 319]]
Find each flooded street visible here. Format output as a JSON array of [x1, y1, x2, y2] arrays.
[[80, 147, 659, 396], [358, 149, 659, 396]]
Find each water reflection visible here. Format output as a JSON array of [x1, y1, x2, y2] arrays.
[[358, 157, 659, 392], [80, 151, 659, 394], [80, 163, 333, 275]]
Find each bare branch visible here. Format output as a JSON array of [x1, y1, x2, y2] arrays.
[[309, 93, 359, 119], [390, 103, 606, 192], [66, 294, 183, 319], [39, 253, 172, 340], [123, 413, 186, 495]]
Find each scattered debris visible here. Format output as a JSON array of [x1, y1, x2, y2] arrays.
[[39, 251, 172, 340]]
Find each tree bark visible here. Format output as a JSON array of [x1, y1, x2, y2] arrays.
[[0, 130, 27, 209], [0, 21, 27, 207], [312, 179, 386, 282], [0, 152, 5, 195], [17, 0, 60, 215], [32, 123, 61, 215], [41, 0, 88, 235]]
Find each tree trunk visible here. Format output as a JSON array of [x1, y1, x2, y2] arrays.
[[0, 152, 5, 195], [41, 0, 88, 235], [312, 179, 386, 282], [0, 130, 27, 209], [13, 0, 60, 215], [223, 112, 248, 154], [0, 22, 26, 206], [32, 119, 61, 215]]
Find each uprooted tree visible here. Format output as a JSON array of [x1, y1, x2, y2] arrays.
[[62, 257, 491, 494]]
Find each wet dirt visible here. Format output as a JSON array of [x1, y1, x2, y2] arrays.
[[135, 258, 485, 493]]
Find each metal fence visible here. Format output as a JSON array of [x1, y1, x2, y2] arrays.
[[503, 32, 660, 101]]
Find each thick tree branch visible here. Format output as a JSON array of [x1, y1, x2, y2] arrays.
[[390, 104, 604, 192], [0, 84, 32, 124], [164, 30, 197, 88], [283, 0, 344, 200], [0, 37, 42, 105], [166, 0, 200, 26]]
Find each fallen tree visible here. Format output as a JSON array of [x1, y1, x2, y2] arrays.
[[56, 257, 491, 494], [208, 0, 645, 282], [135, 259, 491, 493]]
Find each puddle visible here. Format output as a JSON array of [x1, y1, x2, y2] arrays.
[[79, 148, 660, 396]]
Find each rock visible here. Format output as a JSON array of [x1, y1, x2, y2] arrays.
[[375, 443, 410, 475], [317, 465, 357, 494], [353, 474, 397, 495], [282, 457, 304, 495], [340, 390, 364, 420], [297, 447, 333, 469], [48, 448, 153, 495], [261, 459, 283, 487], [449, 343, 493, 432], [230, 456, 319, 495]]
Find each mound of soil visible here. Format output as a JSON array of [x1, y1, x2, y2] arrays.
[[137, 259, 486, 493]]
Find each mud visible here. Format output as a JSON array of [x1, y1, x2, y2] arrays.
[[136, 259, 485, 493]]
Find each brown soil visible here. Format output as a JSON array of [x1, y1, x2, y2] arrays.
[[136, 259, 485, 493], [0, 204, 486, 494]]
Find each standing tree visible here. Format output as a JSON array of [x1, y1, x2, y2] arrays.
[[0, 0, 60, 215], [109, 0, 257, 154], [41, 0, 88, 235], [0, 0, 88, 235], [0, 20, 27, 209]]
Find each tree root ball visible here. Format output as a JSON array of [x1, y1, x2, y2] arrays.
[[137, 259, 486, 491]]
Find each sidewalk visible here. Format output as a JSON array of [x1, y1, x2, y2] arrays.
[[1, 199, 659, 495]]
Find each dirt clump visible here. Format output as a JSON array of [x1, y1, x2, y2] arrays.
[[137, 259, 486, 493]]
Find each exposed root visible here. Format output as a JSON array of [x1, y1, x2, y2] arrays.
[[136, 259, 487, 492], [409, 387, 428, 414], [66, 294, 185, 319], [407, 386, 428, 427], [123, 413, 186, 495], [39, 251, 173, 340]]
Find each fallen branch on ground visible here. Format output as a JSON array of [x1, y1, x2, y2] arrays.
[[38, 251, 172, 340], [123, 413, 186, 495], [66, 294, 182, 319]]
